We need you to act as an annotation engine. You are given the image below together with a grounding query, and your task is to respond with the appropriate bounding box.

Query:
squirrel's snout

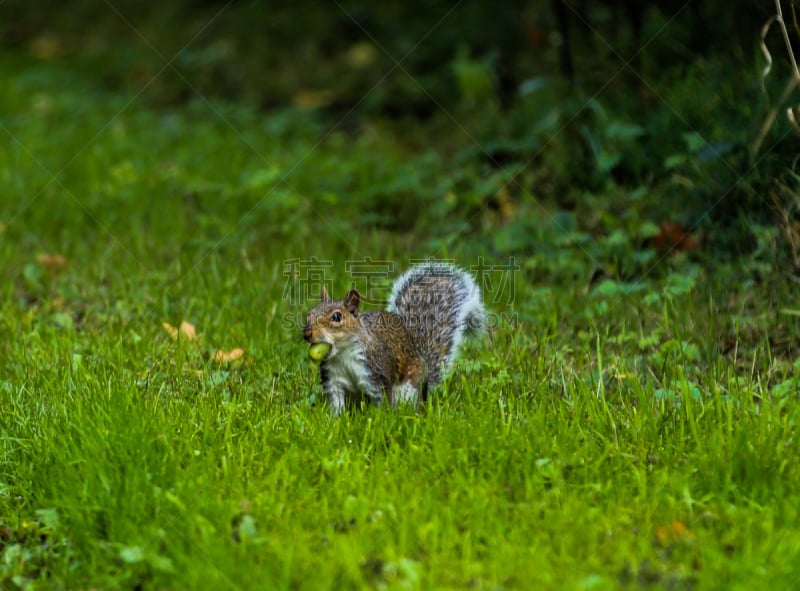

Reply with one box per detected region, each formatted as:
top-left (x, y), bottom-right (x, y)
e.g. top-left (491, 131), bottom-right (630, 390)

top-left (303, 323), bottom-right (312, 342)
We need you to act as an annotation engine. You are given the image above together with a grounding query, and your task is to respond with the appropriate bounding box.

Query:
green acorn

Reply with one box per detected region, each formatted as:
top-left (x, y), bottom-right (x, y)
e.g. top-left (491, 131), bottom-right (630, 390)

top-left (308, 342), bottom-right (331, 362)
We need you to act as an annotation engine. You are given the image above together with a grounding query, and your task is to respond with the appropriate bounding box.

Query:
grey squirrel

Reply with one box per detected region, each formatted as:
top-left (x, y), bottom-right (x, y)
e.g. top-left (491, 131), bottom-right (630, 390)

top-left (303, 262), bottom-right (486, 414)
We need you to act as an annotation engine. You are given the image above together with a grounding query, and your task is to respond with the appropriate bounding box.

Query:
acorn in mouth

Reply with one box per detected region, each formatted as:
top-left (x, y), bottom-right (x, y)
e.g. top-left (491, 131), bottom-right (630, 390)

top-left (308, 342), bottom-right (331, 362)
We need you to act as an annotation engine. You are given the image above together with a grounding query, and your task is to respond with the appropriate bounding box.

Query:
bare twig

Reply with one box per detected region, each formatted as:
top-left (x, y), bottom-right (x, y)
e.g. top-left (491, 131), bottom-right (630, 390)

top-left (751, 0), bottom-right (800, 159)
top-left (777, 0), bottom-right (800, 80)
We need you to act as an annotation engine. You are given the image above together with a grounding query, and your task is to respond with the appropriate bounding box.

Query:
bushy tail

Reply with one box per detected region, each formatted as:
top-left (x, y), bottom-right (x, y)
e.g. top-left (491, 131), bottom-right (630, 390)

top-left (387, 262), bottom-right (485, 389)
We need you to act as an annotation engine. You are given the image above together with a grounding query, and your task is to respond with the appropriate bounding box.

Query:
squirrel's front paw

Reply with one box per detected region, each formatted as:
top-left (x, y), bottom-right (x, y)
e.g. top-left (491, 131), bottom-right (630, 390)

top-left (328, 391), bottom-right (346, 416)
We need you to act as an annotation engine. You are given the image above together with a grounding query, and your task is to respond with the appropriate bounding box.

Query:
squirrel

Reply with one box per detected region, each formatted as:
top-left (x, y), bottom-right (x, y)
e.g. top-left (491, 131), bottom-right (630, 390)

top-left (303, 262), bottom-right (486, 415)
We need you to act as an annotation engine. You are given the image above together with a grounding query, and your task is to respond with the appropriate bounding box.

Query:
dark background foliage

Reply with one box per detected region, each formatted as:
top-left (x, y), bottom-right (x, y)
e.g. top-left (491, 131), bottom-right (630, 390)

top-left (3, 0), bottom-right (798, 270)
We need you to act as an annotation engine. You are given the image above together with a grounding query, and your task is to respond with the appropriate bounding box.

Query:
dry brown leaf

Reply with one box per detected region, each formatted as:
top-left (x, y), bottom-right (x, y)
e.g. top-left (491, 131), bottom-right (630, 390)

top-left (162, 321), bottom-right (198, 341)
top-left (213, 348), bottom-right (245, 364)
top-left (650, 223), bottom-right (700, 253)
top-left (36, 253), bottom-right (68, 272)
top-left (293, 89), bottom-right (333, 109)
top-left (30, 35), bottom-right (64, 60)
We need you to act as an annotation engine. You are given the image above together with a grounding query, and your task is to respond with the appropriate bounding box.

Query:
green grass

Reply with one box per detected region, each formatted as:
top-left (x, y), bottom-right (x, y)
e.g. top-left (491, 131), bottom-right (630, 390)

top-left (2, 53), bottom-right (800, 591)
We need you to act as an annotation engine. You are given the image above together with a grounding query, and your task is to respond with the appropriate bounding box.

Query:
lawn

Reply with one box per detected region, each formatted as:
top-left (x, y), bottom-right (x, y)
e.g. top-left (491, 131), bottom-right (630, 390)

top-left (2, 23), bottom-right (800, 591)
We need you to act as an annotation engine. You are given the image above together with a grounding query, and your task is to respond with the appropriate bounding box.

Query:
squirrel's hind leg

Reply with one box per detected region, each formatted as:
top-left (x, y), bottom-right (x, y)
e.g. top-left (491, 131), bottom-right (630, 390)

top-left (391, 357), bottom-right (425, 408)
top-left (391, 381), bottom-right (419, 408)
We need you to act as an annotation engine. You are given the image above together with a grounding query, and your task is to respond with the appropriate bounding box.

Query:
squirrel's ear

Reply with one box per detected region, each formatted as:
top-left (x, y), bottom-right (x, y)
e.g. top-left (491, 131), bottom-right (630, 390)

top-left (344, 289), bottom-right (360, 315)
top-left (321, 285), bottom-right (331, 303)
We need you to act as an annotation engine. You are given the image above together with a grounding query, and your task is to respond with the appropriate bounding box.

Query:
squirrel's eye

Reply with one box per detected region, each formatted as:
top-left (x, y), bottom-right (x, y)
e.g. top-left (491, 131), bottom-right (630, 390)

top-left (331, 311), bottom-right (342, 322)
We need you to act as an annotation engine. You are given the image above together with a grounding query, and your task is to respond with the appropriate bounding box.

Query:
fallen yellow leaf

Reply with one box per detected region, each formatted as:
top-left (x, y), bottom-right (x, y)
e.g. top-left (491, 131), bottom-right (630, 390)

top-left (179, 321), bottom-right (197, 340)
top-left (213, 348), bottom-right (245, 364)
top-left (162, 321), bottom-right (198, 341)
top-left (162, 322), bottom-right (178, 339)
top-left (36, 253), bottom-right (68, 271)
